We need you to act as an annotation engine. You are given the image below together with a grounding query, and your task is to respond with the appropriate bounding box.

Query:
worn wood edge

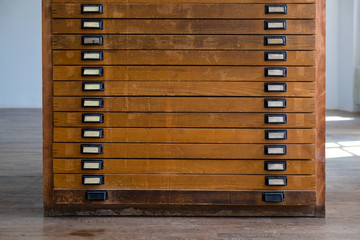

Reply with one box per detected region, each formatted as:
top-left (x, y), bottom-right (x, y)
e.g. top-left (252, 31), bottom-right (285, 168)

top-left (43, 0), bottom-right (54, 213)
top-left (315, 0), bottom-right (326, 218)
top-left (45, 205), bottom-right (316, 217)
top-left (53, 190), bottom-right (316, 206)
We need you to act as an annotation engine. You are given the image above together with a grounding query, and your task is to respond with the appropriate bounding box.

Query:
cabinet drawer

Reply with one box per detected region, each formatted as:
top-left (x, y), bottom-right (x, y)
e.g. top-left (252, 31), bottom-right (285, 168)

top-left (53, 66), bottom-right (316, 82)
top-left (54, 81), bottom-right (315, 97)
top-left (52, 19), bottom-right (315, 35)
top-left (53, 159), bottom-right (315, 175)
top-left (54, 128), bottom-right (315, 144)
top-left (53, 174), bottom-right (315, 190)
top-left (52, 0), bottom-right (316, 3)
top-left (54, 112), bottom-right (316, 128)
top-left (53, 189), bottom-right (316, 206)
top-left (53, 50), bottom-right (315, 66)
top-left (53, 97), bottom-right (315, 112)
top-left (52, 3), bottom-right (315, 19)
top-left (53, 143), bottom-right (315, 159)
top-left (53, 35), bottom-right (316, 51)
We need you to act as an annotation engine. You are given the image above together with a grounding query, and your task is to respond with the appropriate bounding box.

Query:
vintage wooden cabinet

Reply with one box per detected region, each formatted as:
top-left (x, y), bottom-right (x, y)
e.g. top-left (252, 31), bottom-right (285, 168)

top-left (43, 0), bottom-right (326, 217)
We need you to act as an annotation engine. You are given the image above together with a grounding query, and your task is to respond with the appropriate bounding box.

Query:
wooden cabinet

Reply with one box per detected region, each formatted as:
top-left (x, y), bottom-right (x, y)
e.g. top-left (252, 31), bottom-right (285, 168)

top-left (43, 0), bottom-right (325, 217)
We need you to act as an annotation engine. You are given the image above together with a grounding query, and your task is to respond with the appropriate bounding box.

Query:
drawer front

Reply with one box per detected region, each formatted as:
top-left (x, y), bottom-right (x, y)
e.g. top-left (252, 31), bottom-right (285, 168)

top-left (53, 189), bottom-right (316, 206)
top-left (53, 50), bottom-right (315, 66)
top-left (53, 97), bottom-right (315, 112)
top-left (54, 82), bottom-right (315, 97)
top-left (52, 19), bottom-right (315, 35)
top-left (54, 128), bottom-right (315, 144)
top-left (53, 143), bottom-right (315, 159)
top-left (52, 35), bottom-right (316, 50)
top-left (52, 3), bottom-right (315, 19)
top-left (52, 0), bottom-right (316, 3)
top-left (53, 66), bottom-right (316, 82)
top-left (54, 174), bottom-right (315, 190)
top-left (54, 112), bottom-right (316, 128)
top-left (53, 159), bottom-right (315, 175)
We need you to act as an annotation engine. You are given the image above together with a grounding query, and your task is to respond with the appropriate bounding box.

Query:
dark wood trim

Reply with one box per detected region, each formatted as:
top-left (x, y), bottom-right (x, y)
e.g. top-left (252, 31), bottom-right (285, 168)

top-left (315, 0), bottom-right (326, 217)
top-left (47, 205), bottom-right (316, 217)
top-left (54, 190), bottom-right (316, 206)
top-left (42, 0), bottom-right (54, 212)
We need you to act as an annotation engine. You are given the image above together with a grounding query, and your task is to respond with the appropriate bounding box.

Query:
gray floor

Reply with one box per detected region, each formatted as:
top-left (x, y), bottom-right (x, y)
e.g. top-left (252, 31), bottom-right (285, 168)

top-left (0, 109), bottom-right (359, 239)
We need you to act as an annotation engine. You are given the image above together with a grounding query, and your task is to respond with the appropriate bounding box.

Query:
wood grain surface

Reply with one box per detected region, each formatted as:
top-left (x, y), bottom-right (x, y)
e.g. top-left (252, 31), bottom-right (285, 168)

top-left (54, 174), bottom-right (316, 190)
top-left (53, 143), bottom-right (315, 159)
top-left (53, 159), bottom-right (315, 174)
top-left (54, 128), bottom-right (315, 143)
top-left (53, 50), bottom-right (315, 66)
top-left (53, 81), bottom-right (315, 97)
top-left (52, 3), bottom-right (316, 19)
top-left (53, 66), bottom-right (316, 82)
top-left (54, 112), bottom-right (316, 128)
top-left (52, 19), bottom-right (315, 35)
top-left (53, 190), bottom-right (317, 206)
top-left (52, 0), bottom-right (316, 3)
top-left (52, 35), bottom-right (316, 50)
top-left (53, 97), bottom-right (315, 112)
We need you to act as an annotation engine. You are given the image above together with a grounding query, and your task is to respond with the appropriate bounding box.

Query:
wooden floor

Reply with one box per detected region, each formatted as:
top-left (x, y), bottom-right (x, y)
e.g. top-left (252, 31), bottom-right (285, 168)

top-left (0, 109), bottom-right (359, 239)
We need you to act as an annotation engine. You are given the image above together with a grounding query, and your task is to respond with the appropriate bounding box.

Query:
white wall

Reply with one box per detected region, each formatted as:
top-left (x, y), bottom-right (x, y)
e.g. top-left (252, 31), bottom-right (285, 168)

top-left (0, 0), bottom-right (42, 108)
top-left (327, 0), bottom-right (360, 112)
top-left (326, 0), bottom-right (339, 109)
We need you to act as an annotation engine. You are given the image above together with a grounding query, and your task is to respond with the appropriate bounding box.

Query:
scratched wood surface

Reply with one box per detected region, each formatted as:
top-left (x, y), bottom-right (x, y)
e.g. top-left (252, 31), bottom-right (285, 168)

top-left (52, 3), bottom-right (316, 19)
top-left (53, 159), bottom-right (315, 174)
top-left (53, 174), bottom-right (316, 190)
top-left (52, 19), bottom-right (316, 34)
top-left (54, 112), bottom-right (316, 128)
top-left (53, 66), bottom-right (316, 82)
top-left (52, 35), bottom-right (316, 50)
top-left (53, 143), bottom-right (315, 159)
top-left (53, 97), bottom-right (315, 112)
top-left (53, 81), bottom-right (315, 97)
top-left (53, 128), bottom-right (315, 143)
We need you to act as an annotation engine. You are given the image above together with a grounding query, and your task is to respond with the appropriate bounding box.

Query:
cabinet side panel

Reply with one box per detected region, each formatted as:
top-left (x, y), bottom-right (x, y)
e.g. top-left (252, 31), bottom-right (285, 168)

top-left (315, 0), bottom-right (326, 217)
top-left (43, 0), bottom-right (54, 212)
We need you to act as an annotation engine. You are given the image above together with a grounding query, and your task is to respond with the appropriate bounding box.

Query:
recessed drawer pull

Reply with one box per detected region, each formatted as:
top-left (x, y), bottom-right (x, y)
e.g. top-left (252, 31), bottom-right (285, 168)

top-left (82, 36), bottom-right (104, 45)
top-left (265, 20), bottom-right (286, 30)
top-left (264, 36), bottom-right (286, 46)
top-left (86, 190), bottom-right (108, 201)
top-left (264, 99), bottom-right (286, 108)
top-left (81, 4), bottom-right (103, 14)
top-left (82, 98), bottom-right (104, 108)
top-left (82, 20), bottom-right (103, 29)
top-left (82, 113), bottom-right (104, 123)
top-left (265, 52), bottom-right (287, 61)
top-left (82, 82), bottom-right (104, 91)
top-left (265, 68), bottom-right (287, 77)
top-left (82, 128), bottom-right (104, 138)
top-left (262, 192), bottom-right (284, 202)
top-left (82, 175), bottom-right (104, 185)
top-left (265, 83), bottom-right (287, 92)
top-left (265, 5), bottom-right (287, 14)
top-left (265, 130), bottom-right (287, 140)
top-left (264, 161), bottom-right (287, 171)
top-left (81, 144), bottom-right (103, 154)
top-left (82, 67), bottom-right (104, 77)
top-left (264, 145), bottom-right (287, 155)
top-left (82, 160), bottom-right (104, 170)
top-left (82, 51), bottom-right (103, 61)
top-left (265, 176), bottom-right (287, 186)
top-left (265, 114), bottom-right (287, 124)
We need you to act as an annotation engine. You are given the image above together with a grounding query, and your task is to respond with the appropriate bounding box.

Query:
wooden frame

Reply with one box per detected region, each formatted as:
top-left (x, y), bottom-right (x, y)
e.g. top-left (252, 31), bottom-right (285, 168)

top-left (43, 0), bottom-right (326, 217)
